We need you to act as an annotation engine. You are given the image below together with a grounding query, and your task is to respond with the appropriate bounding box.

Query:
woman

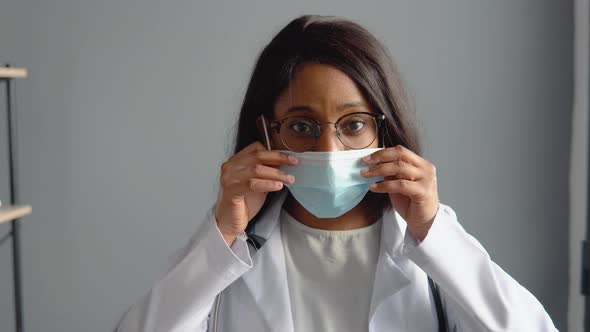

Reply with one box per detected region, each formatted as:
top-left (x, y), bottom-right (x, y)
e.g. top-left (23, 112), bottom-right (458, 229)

top-left (116, 15), bottom-right (557, 331)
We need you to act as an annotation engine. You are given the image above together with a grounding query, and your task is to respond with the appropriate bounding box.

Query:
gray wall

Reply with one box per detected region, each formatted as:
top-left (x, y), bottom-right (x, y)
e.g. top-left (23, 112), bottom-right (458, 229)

top-left (0, 0), bottom-right (572, 331)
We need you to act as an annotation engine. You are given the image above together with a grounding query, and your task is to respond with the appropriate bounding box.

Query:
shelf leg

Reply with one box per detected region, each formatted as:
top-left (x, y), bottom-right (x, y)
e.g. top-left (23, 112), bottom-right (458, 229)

top-left (5, 63), bottom-right (24, 332)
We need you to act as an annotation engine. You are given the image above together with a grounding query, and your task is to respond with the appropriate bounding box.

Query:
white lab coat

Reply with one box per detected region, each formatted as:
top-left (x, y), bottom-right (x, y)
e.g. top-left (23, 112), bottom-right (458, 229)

top-left (115, 191), bottom-right (557, 331)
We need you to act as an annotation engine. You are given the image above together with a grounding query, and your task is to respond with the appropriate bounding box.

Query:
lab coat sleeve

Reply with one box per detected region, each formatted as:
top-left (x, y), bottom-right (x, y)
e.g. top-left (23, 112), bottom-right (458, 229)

top-left (115, 207), bottom-right (253, 332)
top-left (401, 203), bottom-right (558, 331)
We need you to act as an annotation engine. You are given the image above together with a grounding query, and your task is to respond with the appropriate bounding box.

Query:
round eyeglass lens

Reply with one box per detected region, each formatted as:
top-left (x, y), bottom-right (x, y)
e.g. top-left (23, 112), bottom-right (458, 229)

top-left (336, 113), bottom-right (378, 149)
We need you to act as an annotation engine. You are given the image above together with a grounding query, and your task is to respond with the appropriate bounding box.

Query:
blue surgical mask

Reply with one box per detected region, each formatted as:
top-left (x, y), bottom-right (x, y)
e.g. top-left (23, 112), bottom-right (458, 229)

top-left (279, 148), bottom-right (384, 218)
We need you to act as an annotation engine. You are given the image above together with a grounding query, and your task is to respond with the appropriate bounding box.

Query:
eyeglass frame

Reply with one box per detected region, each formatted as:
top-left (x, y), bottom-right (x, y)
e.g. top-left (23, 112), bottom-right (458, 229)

top-left (260, 112), bottom-right (386, 152)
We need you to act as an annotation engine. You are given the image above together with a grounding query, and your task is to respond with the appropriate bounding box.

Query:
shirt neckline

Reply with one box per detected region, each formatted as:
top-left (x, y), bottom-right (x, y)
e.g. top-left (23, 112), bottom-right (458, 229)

top-left (280, 208), bottom-right (382, 239)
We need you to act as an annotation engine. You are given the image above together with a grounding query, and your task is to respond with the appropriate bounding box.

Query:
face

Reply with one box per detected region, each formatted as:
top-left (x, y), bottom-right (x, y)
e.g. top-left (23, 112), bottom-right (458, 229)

top-left (270, 63), bottom-right (380, 152)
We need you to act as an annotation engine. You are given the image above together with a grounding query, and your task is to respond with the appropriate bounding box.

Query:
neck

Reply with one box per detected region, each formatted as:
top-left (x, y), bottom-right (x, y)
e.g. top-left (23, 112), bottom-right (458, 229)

top-left (283, 193), bottom-right (381, 230)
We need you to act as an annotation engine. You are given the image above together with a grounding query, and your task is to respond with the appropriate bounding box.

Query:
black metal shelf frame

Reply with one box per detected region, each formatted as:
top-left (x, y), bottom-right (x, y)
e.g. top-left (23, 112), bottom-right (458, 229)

top-left (1, 63), bottom-right (25, 332)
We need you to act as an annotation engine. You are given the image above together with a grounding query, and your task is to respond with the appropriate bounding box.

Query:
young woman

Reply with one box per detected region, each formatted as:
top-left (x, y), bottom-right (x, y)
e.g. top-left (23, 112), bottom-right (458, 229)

top-left (116, 15), bottom-right (557, 331)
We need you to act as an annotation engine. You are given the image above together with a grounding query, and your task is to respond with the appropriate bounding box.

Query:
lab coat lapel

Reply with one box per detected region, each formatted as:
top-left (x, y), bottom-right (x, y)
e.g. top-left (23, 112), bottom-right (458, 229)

top-left (241, 192), bottom-right (294, 332)
top-left (369, 208), bottom-right (413, 325)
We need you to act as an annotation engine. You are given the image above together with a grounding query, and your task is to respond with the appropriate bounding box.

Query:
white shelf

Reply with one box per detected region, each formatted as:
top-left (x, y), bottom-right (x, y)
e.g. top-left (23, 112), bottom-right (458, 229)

top-left (0, 68), bottom-right (28, 78)
top-left (0, 205), bottom-right (32, 224)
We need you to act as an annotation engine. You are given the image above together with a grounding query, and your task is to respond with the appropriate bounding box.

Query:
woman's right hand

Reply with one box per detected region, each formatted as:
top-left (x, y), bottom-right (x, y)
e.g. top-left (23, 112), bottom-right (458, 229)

top-left (215, 141), bottom-right (298, 246)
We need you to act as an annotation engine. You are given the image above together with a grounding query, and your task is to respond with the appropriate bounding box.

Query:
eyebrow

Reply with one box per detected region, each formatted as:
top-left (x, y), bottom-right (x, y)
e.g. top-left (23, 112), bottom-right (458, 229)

top-left (286, 101), bottom-right (369, 114)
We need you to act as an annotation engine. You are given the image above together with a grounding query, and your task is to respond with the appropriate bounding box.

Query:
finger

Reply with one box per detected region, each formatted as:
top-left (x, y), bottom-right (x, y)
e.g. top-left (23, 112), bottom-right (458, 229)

top-left (246, 178), bottom-right (285, 192)
top-left (221, 172), bottom-right (286, 195)
top-left (237, 164), bottom-right (295, 184)
top-left (244, 149), bottom-right (299, 166)
top-left (369, 179), bottom-right (425, 198)
top-left (363, 145), bottom-right (426, 167)
top-left (361, 160), bottom-right (422, 181)
top-left (233, 141), bottom-right (266, 157)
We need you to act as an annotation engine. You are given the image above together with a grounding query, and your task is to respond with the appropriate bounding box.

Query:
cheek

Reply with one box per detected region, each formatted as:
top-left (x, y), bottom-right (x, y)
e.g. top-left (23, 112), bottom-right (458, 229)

top-left (269, 130), bottom-right (287, 150)
top-left (370, 136), bottom-right (380, 148)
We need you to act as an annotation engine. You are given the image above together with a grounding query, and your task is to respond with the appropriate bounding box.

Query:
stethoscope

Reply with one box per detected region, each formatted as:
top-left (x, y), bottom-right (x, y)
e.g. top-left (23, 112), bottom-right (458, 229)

top-left (211, 233), bottom-right (448, 332)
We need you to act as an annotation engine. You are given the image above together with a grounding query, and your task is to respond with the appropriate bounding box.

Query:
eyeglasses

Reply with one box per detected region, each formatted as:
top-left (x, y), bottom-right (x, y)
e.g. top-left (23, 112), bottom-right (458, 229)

top-left (261, 112), bottom-right (385, 152)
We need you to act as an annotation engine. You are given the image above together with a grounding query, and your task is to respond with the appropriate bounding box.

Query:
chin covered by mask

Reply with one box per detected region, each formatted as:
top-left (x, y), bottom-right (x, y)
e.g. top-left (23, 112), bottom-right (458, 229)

top-left (279, 148), bottom-right (384, 218)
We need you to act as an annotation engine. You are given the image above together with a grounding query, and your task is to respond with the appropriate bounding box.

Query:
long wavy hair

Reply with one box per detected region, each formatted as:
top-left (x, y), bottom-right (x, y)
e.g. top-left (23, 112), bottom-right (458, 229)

top-left (233, 15), bottom-right (422, 232)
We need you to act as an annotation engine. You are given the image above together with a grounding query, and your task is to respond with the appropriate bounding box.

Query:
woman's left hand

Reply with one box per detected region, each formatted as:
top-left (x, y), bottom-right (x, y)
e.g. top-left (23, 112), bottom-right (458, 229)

top-left (360, 145), bottom-right (439, 241)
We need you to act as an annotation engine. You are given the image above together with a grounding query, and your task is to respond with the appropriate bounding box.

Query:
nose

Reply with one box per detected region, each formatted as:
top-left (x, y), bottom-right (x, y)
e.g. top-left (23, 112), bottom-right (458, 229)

top-left (312, 125), bottom-right (344, 152)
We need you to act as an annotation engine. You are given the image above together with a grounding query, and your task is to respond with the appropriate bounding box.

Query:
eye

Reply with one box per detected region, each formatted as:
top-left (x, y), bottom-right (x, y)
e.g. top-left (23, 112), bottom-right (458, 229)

top-left (340, 119), bottom-right (366, 134)
top-left (349, 121), bottom-right (365, 131)
top-left (292, 122), bottom-right (310, 132)
top-left (286, 118), bottom-right (316, 136)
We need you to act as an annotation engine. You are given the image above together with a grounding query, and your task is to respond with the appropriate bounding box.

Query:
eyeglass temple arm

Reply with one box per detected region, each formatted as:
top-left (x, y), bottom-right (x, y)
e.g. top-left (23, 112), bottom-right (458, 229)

top-left (260, 114), bottom-right (272, 151)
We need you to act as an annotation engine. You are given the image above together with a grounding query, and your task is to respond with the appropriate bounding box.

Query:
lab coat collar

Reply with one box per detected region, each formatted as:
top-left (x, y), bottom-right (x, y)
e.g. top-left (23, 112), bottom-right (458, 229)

top-left (242, 190), bottom-right (294, 332)
top-left (368, 207), bottom-right (413, 327)
top-left (242, 191), bottom-right (413, 332)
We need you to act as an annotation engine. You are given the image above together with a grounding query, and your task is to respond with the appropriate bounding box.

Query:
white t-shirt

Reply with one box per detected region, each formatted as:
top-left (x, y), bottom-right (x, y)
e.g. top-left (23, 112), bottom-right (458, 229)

top-left (280, 208), bottom-right (382, 332)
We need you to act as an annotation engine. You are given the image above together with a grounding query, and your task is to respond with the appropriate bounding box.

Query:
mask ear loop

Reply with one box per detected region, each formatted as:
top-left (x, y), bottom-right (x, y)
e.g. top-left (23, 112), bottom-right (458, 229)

top-left (261, 114), bottom-right (272, 151)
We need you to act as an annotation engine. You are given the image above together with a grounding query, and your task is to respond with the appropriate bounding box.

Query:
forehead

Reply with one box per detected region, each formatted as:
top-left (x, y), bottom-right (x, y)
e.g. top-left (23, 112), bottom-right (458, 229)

top-left (274, 63), bottom-right (369, 110)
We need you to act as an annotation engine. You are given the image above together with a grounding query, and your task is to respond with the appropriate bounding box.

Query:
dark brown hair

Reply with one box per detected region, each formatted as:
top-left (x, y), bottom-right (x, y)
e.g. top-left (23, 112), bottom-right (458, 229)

top-left (234, 15), bottom-right (422, 232)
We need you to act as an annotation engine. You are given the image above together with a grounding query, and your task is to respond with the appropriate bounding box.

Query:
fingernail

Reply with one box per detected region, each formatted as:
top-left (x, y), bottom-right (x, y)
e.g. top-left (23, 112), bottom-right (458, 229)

top-left (288, 155), bottom-right (299, 164)
top-left (286, 175), bottom-right (295, 183)
top-left (369, 183), bottom-right (377, 189)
